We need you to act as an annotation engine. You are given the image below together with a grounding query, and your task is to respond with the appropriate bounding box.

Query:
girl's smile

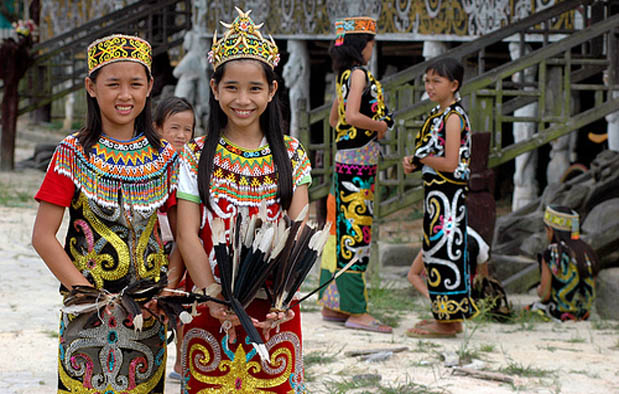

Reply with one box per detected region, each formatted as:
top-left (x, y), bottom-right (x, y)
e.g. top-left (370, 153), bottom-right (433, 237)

top-left (211, 60), bottom-right (277, 141)
top-left (85, 61), bottom-right (152, 139)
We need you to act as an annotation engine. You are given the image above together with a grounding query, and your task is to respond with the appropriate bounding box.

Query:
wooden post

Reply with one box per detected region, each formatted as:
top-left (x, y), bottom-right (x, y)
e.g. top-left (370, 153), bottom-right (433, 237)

top-left (0, 35), bottom-right (33, 171)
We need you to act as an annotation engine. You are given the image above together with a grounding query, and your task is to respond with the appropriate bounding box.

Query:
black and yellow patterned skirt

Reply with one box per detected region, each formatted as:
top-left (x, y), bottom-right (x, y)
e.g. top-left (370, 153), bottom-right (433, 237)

top-left (422, 172), bottom-right (478, 322)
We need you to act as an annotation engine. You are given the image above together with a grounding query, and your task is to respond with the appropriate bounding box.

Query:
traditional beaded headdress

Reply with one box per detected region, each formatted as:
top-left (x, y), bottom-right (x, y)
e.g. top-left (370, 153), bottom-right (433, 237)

top-left (334, 16), bottom-right (377, 46)
top-left (87, 34), bottom-right (152, 75)
top-left (208, 7), bottom-right (279, 70)
top-left (544, 206), bottom-right (580, 240)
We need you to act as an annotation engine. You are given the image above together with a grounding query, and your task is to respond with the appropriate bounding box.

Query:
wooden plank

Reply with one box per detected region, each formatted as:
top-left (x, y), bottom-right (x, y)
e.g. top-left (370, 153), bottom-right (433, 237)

top-left (379, 0), bottom-right (592, 89)
top-left (488, 97), bottom-right (619, 167)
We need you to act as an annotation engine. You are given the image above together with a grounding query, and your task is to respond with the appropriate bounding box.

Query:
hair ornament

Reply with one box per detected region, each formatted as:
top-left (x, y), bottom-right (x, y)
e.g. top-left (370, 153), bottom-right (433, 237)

top-left (87, 34), bottom-right (152, 75)
top-left (208, 7), bottom-right (279, 70)
top-left (334, 16), bottom-right (376, 46)
top-left (544, 206), bottom-right (580, 240)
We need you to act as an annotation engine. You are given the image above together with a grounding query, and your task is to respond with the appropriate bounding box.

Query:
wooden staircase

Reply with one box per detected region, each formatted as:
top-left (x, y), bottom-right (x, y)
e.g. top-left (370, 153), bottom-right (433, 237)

top-left (7, 0), bottom-right (191, 116)
top-left (298, 0), bottom-right (619, 219)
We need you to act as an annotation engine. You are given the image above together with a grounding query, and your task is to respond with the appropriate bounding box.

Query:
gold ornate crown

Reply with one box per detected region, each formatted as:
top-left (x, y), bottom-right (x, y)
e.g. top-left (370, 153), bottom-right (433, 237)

top-left (208, 7), bottom-right (279, 70)
top-left (87, 34), bottom-right (152, 75)
top-left (544, 206), bottom-right (580, 240)
top-left (334, 17), bottom-right (377, 46)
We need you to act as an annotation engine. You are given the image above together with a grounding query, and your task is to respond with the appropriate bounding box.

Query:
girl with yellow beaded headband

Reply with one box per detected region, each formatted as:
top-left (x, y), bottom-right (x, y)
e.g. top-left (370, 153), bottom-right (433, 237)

top-left (32, 33), bottom-right (180, 392)
top-left (173, 7), bottom-right (311, 393)
top-left (526, 205), bottom-right (600, 322)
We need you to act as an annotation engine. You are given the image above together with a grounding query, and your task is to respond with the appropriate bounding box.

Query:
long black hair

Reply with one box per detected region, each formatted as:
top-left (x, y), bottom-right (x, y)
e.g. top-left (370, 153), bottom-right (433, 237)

top-left (426, 57), bottom-right (464, 92)
top-left (77, 64), bottom-right (161, 155)
top-left (197, 59), bottom-right (293, 211)
top-left (329, 33), bottom-right (374, 75)
top-left (546, 205), bottom-right (600, 280)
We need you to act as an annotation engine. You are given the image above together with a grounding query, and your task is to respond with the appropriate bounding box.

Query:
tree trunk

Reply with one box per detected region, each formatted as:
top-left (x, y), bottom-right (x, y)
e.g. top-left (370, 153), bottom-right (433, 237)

top-left (1, 82), bottom-right (18, 171)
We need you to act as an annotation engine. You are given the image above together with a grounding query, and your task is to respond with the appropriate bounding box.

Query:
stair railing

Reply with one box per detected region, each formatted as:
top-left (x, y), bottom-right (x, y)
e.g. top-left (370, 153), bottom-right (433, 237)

top-left (7, 0), bottom-right (191, 116)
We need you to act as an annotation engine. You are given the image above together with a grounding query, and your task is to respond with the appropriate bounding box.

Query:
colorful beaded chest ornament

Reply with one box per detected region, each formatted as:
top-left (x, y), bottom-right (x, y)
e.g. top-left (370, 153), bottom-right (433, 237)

top-left (544, 206), bottom-right (580, 240)
top-left (87, 34), bottom-right (152, 75)
top-left (208, 7), bottom-right (280, 70)
top-left (334, 16), bottom-right (376, 46)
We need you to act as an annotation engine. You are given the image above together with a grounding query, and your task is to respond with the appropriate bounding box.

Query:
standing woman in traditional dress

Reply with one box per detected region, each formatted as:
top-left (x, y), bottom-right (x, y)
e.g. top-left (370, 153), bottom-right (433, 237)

top-left (402, 57), bottom-right (477, 337)
top-left (174, 8), bottom-right (312, 392)
top-left (317, 16), bottom-right (394, 333)
top-left (32, 34), bottom-right (179, 392)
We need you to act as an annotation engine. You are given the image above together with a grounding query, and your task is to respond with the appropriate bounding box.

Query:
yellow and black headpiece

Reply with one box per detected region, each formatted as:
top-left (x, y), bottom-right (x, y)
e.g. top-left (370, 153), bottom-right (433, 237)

top-left (87, 34), bottom-right (152, 75)
top-left (543, 206), bottom-right (580, 240)
top-left (208, 7), bottom-right (279, 70)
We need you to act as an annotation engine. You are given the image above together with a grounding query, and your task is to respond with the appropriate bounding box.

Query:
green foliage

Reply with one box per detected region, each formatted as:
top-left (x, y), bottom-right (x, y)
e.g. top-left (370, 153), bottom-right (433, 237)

top-left (457, 324), bottom-right (481, 365)
top-left (0, 181), bottom-right (32, 207)
top-left (41, 329), bottom-right (58, 339)
top-left (367, 283), bottom-right (420, 328)
top-left (590, 319), bottom-right (619, 331)
top-left (322, 375), bottom-right (446, 394)
top-left (479, 343), bottom-right (495, 353)
top-left (412, 339), bottom-right (442, 353)
top-left (303, 347), bottom-right (341, 369)
top-left (499, 361), bottom-right (554, 378)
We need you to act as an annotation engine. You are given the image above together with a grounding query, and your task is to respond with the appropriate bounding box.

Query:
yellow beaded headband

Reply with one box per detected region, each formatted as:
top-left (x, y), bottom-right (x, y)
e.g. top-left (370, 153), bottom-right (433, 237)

top-left (543, 206), bottom-right (580, 240)
top-left (334, 16), bottom-right (377, 46)
top-left (87, 34), bottom-right (152, 75)
top-left (208, 7), bottom-right (279, 70)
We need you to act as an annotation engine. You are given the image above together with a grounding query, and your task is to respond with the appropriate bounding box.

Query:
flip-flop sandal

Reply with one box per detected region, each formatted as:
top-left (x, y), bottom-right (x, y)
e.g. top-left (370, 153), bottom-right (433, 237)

top-left (405, 326), bottom-right (457, 338)
top-left (414, 319), bottom-right (433, 327)
top-left (322, 314), bottom-right (348, 323)
top-left (345, 319), bottom-right (393, 333)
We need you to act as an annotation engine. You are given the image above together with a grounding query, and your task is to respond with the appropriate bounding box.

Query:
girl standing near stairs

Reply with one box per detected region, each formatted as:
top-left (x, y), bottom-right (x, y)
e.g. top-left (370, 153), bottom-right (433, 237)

top-left (317, 16), bottom-right (394, 333)
top-left (402, 57), bottom-right (478, 337)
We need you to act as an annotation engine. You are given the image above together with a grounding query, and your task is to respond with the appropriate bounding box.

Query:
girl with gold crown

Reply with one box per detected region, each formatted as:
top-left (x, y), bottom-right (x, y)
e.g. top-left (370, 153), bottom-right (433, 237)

top-left (32, 34), bottom-right (180, 392)
top-left (174, 7), bottom-right (311, 393)
top-left (526, 205), bottom-right (600, 321)
top-left (317, 16), bottom-right (394, 333)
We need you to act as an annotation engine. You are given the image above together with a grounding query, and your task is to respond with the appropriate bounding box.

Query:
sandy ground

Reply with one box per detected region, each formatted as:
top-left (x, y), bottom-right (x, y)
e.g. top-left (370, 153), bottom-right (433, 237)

top-left (0, 123), bottom-right (618, 393)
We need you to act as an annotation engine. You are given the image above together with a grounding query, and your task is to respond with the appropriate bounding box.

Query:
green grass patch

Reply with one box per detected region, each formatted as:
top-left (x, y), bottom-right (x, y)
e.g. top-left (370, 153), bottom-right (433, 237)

top-left (41, 329), bottom-right (58, 339)
top-left (479, 344), bottom-right (495, 353)
top-left (499, 361), bottom-right (554, 378)
top-left (0, 181), bottom-right (32, 207)
top-left (322, 374), bottom-right (380, 393)
top-left (412, 339), bottom-right (442, 353)
top-left (303, 348), bottom-right (341, 369)
top-left (591, 320), bottom-right (619, 331)
top-left (565, 336), bottom-right (585, 344)
top-left (367, 283), bottom-right (419, 328)
top-left (457, 324), bottom-right (481, 365)
top-left (322, 374), bottom-right (446, 394)
top-left (570, 369), bottom-right (599, 379)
